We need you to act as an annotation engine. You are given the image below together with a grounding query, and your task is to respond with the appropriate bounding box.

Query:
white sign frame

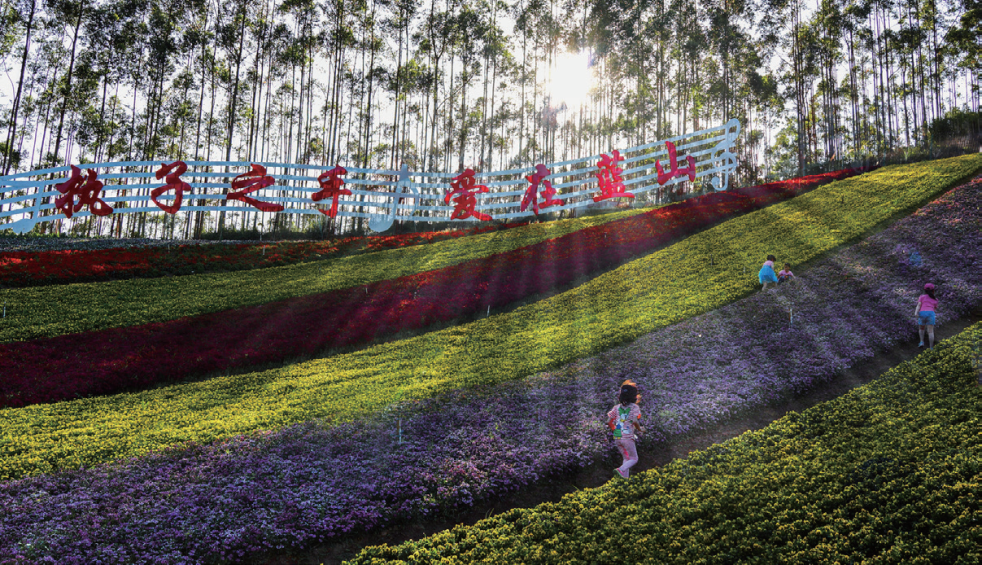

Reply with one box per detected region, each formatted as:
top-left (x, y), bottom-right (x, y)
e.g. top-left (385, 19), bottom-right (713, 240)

top-left (0, 120), bottom-right (740, 234)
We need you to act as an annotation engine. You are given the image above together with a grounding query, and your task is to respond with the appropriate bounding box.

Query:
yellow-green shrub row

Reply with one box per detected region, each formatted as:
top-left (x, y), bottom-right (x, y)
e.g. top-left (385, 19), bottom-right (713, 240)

top-left (0, 155), bottom-right (979, 481)
top-left (0, 208), bottom-right (649, 344)
top-left (348, 323), bottom-right (982, 564)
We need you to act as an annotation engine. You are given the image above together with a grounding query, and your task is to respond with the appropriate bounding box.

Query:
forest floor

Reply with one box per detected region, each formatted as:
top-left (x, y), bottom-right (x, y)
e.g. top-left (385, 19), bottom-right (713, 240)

top-left (256, 307), bottom-right (982, 565)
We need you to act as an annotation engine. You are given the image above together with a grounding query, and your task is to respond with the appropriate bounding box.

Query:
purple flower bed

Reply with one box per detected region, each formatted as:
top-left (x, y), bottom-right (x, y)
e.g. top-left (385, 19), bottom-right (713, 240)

top-left (1, 180), bottom-right (979, 564)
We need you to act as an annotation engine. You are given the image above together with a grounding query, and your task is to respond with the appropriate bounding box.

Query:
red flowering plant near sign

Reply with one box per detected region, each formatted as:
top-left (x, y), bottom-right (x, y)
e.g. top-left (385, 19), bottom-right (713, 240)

top-left (0, 222), bottom-right (534, 287)
top-left (446, 168), bottom-right (493, 221)
top-left (593, 150), bottom-right (634, 202)
top-left (521, 164), bottom-right (562, 215)
top-left (228, 164), bottom-right (283, 212)
top-left (312, 165), bottom-right (350, 218)
top-left (53, 165), bottom-right (114, 219)
top-left (151, 161), bottom-right (192, 214)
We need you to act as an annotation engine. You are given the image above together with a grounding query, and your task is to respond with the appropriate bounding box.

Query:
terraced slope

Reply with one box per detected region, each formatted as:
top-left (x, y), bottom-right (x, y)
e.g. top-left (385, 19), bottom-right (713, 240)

top-left (0, 193), bottom-right (764, 407)
top-left (0, 167), bottom-right (864, 343)
top-left (0, 156), bottom-right (976, 481)
top-left (349, 323), bottom-right (982, 564)
top-left (0, 208), bottom-right (649, 343)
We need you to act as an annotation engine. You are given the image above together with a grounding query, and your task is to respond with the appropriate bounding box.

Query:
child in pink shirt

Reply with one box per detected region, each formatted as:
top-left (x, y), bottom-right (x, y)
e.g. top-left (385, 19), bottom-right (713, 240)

top-left (914, 283), bottom-right (939, 349)
top-left (777, 263), bottom-right (795, 284)
top-left (607, 379), bottom-right (644, 478)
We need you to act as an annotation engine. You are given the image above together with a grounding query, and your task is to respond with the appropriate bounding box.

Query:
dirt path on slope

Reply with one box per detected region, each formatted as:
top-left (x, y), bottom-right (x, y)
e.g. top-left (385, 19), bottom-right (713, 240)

top-left (256, 309), bottom-right (982, 565)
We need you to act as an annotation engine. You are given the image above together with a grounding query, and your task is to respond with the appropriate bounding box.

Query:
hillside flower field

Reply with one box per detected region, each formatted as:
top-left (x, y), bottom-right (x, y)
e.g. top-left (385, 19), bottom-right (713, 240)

top-left (0, 168), bottom-right (859, 345)
top-left (0, 187), bottom-right (794, 408)
top-left (0, 207), bottom-right (649, 343)
top-left (0, 155), bottom-right (978, 483)
top-left (349, 323), bottom-right (982, 564)
top-left (0, 167), bottom-right (860, 290)
top-left (0, 220), bottom-right (539, 287)
top-left (0, 173), bottom-right (979, 562)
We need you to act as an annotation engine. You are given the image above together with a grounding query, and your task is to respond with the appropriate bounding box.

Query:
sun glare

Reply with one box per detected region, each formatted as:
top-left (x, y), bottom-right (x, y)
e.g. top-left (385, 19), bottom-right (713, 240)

top-left (546, 50), bottom-right (594, 111)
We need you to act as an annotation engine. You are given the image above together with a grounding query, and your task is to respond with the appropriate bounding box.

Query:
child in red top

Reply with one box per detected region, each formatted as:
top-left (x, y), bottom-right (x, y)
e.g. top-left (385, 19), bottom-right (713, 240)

top-left (914, 283), bottom-right (939, 349)
top-left (607, 379), bottom-right (644, 479)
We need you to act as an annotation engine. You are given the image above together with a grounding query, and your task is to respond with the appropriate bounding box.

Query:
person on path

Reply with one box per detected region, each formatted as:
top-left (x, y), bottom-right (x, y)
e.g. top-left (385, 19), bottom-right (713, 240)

top-left (759, 254), bottom-right (778, 290)
top-left (915, 283), bottom-right (939, 349)
top-left (607, 379), bottom-right (644, 479)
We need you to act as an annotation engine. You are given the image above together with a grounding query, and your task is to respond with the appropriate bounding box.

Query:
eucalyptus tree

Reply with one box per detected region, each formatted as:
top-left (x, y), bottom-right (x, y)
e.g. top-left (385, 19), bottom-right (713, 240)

top-left (79, 0), bottom-right (135, 163)
top-left (762, 0), bottom-right (814, 175)
top-left (450, 1), bottom-right (489, 169)
top-left (43, 0), bottom-right (93, 165)
top-left (946, 0), bottom-right (981, 111)
top-left (279, 0), bottom-right (321, 165)
top-left (216, 0), bottom-right (255, 164)
top-left (321, 0), bottom-right (357, 165)
top-left (2, 0), bottom-right (37, 175)
top-left (477, 0), bottom-right (509, 171)
top-left (669, 0), bottom-right (707, 134)
top-left (418, 0), bottom-right (457, 171)
top-left (514, 0), bottom-right (549, 165)
top-left (143, 0), bottom-right (200, 160)
top-left (214, 0), bottom-right (260, 234)
top-left (383, 0), bottom-right (418, 168)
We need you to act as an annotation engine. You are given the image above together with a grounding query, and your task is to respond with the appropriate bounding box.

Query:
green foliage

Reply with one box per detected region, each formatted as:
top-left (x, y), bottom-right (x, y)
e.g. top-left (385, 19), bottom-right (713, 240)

top-left (347, 323), bottom-right (982, 564)
top-left (929, 108), bottom-right (982, 142)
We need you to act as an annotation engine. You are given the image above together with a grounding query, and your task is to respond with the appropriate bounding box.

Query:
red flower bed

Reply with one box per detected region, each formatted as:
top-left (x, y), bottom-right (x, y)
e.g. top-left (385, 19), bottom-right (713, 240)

top-left (0, 223), bottom-right (528, 288)
top-left (0, 168), bottom-right (868, 408)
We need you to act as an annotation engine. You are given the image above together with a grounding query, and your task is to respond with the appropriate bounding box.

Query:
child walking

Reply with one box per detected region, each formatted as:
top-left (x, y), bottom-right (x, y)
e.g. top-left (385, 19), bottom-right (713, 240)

top-left (607, 379), bottom-right (644, 479)
top-left (915, 282), bottom-right (939, 349)
top-left (759, 254), bottom-right (779, 290)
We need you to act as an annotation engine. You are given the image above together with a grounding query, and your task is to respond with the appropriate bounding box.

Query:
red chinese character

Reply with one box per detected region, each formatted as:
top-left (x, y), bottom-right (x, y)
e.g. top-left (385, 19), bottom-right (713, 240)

top-left (593, 150), bottom-right (634, 202)
top-left (655, 141), bottom-right (696, 185)
top-left (521, 164), bottom-right (562, 215)
top-left (445, 168), bottom-right (492, 221)
top-left (312, 165), bottom-right (351, 218)
top-left (54, 165), bottom-right (113, 219)
top-left (227, 163), bottom-right (282, 212)
top-left (152, 161), bottom-right (192, 214)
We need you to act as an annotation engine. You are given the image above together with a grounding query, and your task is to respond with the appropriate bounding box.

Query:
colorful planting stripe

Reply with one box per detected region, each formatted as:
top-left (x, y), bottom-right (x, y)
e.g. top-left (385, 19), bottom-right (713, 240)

top-left (348, 323), bottom-right (982, 564)
top-left (0, 169), bottom-right (863, 290)
top-left (0, 155), bottom-right (976, 482)
top-left (0, 222), bottom-right (538, 288)
top-left (0, 207), bottom-right (650, 344)
top-left (1, 179), bottom-right (978, 563)
top-left (0, 192), bottom-right (757, 407)
top-left (0, 169), bottom-right (864, 408)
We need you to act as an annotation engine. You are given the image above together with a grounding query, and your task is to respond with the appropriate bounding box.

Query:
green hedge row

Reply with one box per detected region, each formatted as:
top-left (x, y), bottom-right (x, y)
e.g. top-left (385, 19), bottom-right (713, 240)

top-left (350, 323), bottom-right (982, 564)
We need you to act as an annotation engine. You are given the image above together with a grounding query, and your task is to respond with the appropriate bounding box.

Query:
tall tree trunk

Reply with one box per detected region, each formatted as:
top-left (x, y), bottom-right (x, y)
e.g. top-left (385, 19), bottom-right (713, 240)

top-left (2, 0), bottom-right (36, 175)
top-left (219, 9), bottom-right (248, 235)
top-left (53, 3), bottom-right (84, 164)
